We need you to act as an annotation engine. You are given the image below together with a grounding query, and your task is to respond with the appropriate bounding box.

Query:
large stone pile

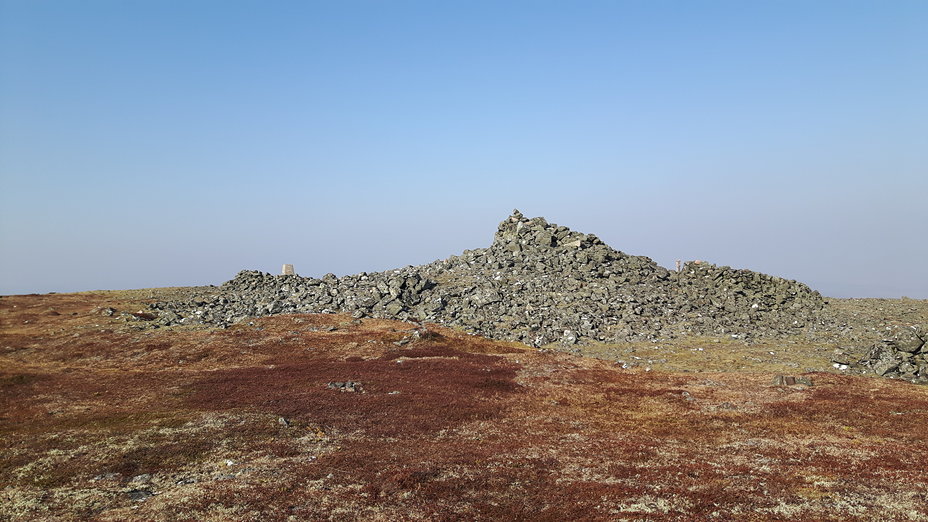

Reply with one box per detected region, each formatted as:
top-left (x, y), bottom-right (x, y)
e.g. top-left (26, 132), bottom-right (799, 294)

top-left (150, 210), bottom-right (826, 346)
top-left (833, 326), bottom-right (928, 384)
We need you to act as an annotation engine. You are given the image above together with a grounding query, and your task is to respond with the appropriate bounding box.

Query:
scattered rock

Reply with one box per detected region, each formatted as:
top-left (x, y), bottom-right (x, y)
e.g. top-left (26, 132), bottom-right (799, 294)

top-left (394, 327), bottom-right (438, 346)
top-left (130, 311), bottom-right (157, 321)
top-left (857, 326), bottom-right (928, 382)
top-left (772, 375), bottom-right (813, 386)
top-left (127, 489), bottom-right (153, 501)
top-left (327, 381), bottom-right (363, 393)
top-left (130, 473), bottom-right (152, 484)
top-left (831, 349), bottom-right (855, 365)
top-left (889, 327), bottom-right (926, 353)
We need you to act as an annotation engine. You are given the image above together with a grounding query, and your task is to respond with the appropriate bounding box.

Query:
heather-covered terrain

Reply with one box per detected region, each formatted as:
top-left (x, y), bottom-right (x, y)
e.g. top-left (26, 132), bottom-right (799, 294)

top-left (2, 290), bottom-right (928, 521)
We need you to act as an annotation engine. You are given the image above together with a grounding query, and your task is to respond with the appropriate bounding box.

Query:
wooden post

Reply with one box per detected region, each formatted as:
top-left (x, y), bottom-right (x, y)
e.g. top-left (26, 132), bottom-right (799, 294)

top-left (676, 260), bottom-right (681, 272)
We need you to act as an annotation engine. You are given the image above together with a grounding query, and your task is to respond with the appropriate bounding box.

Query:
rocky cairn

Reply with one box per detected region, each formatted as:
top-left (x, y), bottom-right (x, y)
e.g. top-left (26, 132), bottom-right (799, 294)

top-left (151, 210), bottom-right (826, 346)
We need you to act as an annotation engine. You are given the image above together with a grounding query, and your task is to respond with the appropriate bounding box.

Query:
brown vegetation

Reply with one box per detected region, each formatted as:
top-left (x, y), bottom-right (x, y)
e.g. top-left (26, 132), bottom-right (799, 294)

top-left (2, 290), bottom-right (927, 520)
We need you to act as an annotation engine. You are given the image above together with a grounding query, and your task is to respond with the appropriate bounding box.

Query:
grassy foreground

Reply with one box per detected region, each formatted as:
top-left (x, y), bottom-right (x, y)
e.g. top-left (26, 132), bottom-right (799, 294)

top-left (2, 289), bottom-right (927, 520)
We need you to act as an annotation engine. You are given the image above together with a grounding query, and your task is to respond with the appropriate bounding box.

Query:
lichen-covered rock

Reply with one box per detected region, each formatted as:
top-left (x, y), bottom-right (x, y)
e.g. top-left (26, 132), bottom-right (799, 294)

top-left (856, 326), bottom-right (928, 382)
top-left (888, 327), bottom-right (925, 353)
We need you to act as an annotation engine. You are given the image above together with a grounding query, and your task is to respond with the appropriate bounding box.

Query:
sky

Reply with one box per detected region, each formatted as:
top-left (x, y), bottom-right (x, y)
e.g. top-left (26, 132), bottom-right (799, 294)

top-left (1, 0), bottom-right (926, 298)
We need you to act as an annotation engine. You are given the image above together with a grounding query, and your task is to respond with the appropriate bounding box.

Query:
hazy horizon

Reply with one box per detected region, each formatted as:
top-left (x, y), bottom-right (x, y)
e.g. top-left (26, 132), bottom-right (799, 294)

top-left (2, 1), bottom-right (926, 298)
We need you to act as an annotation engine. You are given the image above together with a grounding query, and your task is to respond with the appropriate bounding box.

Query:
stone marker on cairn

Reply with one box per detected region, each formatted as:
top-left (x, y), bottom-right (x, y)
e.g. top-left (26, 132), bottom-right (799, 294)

top-left (281, 264), bottom-right (294, 276)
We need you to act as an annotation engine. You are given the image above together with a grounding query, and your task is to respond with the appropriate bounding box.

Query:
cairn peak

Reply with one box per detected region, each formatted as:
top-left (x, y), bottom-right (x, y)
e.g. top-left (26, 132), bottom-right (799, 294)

top-left (494, 210), bottom-right (607, 256)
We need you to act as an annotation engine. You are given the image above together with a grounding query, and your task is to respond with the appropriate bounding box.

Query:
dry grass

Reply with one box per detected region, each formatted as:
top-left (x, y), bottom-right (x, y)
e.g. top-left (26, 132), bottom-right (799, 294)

top-left (2, 290), bottom-right (927, 520)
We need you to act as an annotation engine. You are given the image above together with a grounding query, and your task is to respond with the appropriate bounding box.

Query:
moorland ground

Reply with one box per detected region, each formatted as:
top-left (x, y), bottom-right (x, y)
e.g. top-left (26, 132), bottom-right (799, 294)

top-left (2, 288), bottom-right (928, 521)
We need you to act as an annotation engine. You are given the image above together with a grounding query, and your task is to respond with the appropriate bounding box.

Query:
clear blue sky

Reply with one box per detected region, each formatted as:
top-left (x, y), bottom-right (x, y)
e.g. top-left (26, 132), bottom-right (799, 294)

top-left (1, 1), bottom-right (926, 298)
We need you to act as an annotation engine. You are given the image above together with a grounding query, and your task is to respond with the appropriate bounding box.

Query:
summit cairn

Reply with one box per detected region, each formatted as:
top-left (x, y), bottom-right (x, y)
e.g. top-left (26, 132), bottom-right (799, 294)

top-left (151, 210), bottom-right (825, 345)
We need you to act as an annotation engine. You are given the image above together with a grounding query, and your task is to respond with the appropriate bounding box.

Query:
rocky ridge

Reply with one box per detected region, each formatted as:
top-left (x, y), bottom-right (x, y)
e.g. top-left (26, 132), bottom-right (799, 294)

top-left (151, 210), bottom-right (827, 346)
